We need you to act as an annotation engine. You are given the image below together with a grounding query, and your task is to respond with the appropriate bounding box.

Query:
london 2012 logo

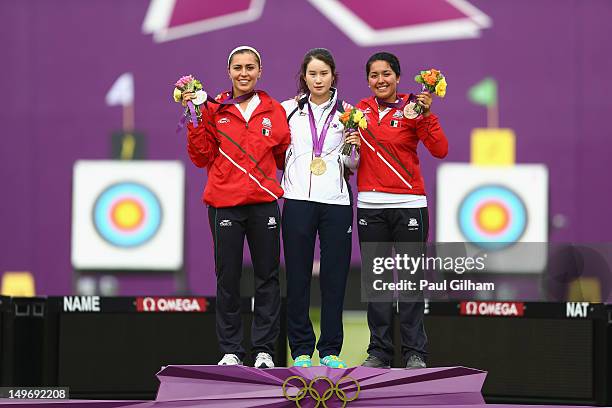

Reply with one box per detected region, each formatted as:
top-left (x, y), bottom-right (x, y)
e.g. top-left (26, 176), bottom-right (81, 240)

top-left (282, 375), bottom-right (360, 407)
top-left (143, 0), bottom-right (490, 45)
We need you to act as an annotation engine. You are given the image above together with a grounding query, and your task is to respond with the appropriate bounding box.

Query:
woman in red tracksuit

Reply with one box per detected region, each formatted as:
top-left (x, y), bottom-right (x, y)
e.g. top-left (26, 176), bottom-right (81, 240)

top-left (182, 46), bottom-right (290, 369)
top-left (356, 52), bottom-right (448, 369)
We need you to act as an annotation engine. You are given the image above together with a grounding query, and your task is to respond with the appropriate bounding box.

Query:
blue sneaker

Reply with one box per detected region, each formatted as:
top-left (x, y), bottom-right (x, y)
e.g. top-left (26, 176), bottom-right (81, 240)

top-left (293, 355), bottom-right (312, 367)
top-left (321, 355), bottom-right (347, 368)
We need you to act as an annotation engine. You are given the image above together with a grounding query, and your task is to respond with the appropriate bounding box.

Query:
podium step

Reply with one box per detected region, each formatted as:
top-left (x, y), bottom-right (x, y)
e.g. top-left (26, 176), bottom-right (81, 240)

top-left (155, 365), bottom-right (487, 407)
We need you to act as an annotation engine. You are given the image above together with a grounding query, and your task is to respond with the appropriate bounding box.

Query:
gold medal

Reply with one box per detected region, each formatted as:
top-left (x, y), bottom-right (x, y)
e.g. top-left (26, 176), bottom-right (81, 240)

top-left (310, 157), bottom-right (327, 175)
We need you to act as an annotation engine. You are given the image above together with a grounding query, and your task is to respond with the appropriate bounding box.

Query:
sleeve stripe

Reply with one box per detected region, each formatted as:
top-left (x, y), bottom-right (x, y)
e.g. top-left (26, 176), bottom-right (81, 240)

top-left (342, 101), bottom-right (354, 111)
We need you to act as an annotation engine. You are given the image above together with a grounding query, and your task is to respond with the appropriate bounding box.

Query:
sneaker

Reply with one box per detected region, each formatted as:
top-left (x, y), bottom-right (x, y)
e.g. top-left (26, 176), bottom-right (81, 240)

top-left (321, 355), bottom-right (347, 369)
top-left (218, 354), bottom-right (242, 366)
top-left (293, 355), bottom-right (312, 368)
top-left (405, 354), bottom-right (426, 369)
top-left (254, 352), bottom-right (275, 368)
top-left (361, 354), bottom-right (390, 368)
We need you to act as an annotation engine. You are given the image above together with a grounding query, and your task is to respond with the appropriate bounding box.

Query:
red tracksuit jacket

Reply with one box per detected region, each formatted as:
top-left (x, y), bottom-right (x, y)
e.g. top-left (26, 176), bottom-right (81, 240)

top-left (356, 94), bottom-right (448, 196)
top-left (186, 90), bottom-right (290, 208)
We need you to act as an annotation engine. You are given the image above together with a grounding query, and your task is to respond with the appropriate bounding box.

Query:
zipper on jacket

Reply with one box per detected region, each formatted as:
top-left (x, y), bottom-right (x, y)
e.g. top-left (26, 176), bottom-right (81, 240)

top-left (308, 173), bottom-right (313, 199)
top-left (308, 154), bottom-right (313, 199)
top-left (338, 156), bottom-right (343, 193)
top-left (284, 148), bottom-right (293, 185)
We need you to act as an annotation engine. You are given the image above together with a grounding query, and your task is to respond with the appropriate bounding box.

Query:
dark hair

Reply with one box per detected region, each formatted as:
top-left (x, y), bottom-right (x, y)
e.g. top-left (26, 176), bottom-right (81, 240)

top-left (229, 49), bottom-right (261, 68)
top-left (366, 52), bottom-right (401, 77)
top-left (298, 48), bottom-right (338, 95)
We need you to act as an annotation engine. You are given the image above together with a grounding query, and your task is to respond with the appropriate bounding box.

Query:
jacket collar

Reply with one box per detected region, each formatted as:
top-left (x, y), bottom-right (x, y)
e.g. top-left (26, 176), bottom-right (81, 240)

top-left (216, 90), bottom-right (274, 118)
top-left (363, 93), bottom-right (411, 112)
top-left (298, 87), bottom-right (338, 111)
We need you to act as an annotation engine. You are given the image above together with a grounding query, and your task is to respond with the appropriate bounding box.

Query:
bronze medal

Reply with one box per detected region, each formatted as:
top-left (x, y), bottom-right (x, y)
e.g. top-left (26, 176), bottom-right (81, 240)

top-left (403, 101), bottom-right (419, 119)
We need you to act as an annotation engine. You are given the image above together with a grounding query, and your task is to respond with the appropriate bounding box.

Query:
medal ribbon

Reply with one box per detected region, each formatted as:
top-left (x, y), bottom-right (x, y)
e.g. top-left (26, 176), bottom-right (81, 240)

top-left (406, 86), bottom-right (429, 116)
top-left (195, 90), bottom-right (256, 106)
top-left (176, 101), bottom-right (200, 133)
top-left (176, 91), bottom-right (256, 133)
top-left (375, 97), bottom-right (406, 110)
top-left (219, 90), bottom-right (256, 105)
top-left (307, 100), bottom-right (337, 157)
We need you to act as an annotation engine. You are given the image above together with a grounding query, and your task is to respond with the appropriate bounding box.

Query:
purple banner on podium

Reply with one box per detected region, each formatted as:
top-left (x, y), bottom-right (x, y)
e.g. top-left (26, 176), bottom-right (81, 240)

top-left (155, 365), bottom-right (487, 407)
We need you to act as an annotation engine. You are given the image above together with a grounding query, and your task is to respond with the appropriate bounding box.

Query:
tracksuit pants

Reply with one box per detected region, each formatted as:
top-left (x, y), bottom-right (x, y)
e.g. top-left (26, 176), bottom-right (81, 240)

top-left (282, 199), bottom-right (353, 359)
top-left (357, 207), bottom-right (429, 364)
top-left (208, 201), bottom-right (281, 360)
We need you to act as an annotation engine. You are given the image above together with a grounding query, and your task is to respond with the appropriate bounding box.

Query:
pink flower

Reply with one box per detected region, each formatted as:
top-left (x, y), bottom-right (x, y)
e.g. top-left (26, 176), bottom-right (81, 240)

top-left (174, 75), bottom-right (194, 88)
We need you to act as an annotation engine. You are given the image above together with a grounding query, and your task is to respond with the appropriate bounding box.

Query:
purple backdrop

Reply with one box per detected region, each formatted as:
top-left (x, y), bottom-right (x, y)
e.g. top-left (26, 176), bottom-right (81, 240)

top-left (1, 0), bottom-right (611, 295)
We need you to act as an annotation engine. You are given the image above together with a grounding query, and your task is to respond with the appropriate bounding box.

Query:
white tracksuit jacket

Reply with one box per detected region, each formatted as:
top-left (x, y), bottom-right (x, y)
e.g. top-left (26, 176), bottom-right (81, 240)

top-left (281, 91), bottom-right (359, 205)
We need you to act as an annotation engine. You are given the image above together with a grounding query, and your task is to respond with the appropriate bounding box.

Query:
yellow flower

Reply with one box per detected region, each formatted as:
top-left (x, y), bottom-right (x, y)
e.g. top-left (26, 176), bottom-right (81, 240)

top-left (352, 109), bottom-right (363, 122)
top-left (358, 117), bottom-right (368, 129)
top-left (173, 87), bottom-right (182, 103)
top-left (435, 77), bottom-right (447, 98)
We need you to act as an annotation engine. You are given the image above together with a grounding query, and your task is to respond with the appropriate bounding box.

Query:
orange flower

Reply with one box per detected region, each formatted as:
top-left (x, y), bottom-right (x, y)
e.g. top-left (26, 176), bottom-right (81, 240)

top-left (423, 72), bottom-right (437, 86)
top-left (339, 110), bottom-right (351, 124)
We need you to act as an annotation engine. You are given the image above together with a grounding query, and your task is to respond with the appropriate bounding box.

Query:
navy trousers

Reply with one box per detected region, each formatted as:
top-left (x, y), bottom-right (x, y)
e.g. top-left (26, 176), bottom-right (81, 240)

top-left (282, 199), bottom-right (353, 359)
top-left (208, 202), bottom-right (281, 360)
top-left (357, 207), bottom-right (429, 364)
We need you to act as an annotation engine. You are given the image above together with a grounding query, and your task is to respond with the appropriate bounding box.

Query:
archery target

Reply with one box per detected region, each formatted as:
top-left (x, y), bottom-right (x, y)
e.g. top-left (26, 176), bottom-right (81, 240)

top-left (71, 161), bottom-right (184, 270)
top-left (93, 182), bottom-right (162, 248)
top-left (458, 185), bottom-right (527, 249)
top-left (436, 163), bottom-right (548, 273)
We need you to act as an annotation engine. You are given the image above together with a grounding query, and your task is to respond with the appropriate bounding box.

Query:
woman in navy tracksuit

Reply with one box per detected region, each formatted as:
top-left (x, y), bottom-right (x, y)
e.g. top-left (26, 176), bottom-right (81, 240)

top-left (281, 48), bottom-right (360, 368)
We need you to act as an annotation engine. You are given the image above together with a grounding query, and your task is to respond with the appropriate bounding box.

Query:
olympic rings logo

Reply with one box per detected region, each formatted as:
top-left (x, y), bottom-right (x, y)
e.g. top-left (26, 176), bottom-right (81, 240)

top-left (282, 375), bottom-right (360, 408)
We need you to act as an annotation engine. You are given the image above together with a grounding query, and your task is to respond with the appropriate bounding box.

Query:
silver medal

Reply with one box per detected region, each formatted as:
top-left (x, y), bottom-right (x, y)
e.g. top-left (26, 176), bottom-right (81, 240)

top-left (192, 90), bottom-right (208, 106)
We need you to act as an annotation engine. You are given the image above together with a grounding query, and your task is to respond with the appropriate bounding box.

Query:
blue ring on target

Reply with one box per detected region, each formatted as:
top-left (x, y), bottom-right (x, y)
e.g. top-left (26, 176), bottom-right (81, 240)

top-left (458, 185), bottom-right (527, 250)
top-left (93, 182), bottom-right (162, 248)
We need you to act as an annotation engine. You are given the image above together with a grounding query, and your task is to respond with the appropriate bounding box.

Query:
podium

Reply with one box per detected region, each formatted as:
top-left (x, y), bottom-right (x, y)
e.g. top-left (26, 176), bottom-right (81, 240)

top-left (155, 365), bottom-right (487, 407)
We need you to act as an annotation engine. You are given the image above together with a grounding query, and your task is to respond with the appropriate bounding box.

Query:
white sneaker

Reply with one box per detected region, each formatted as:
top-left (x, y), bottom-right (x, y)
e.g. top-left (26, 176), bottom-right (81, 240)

top-left (254, 352), bottom-right (274, 368)
top-left (218, 354), bottom-right (242, 366)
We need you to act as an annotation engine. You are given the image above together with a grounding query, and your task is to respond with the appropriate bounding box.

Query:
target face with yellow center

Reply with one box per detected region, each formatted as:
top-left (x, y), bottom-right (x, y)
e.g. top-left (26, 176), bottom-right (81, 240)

top-left (93, 182), bottom-right (162, 248)
top-left (458, 185), bottom-right (527, 249)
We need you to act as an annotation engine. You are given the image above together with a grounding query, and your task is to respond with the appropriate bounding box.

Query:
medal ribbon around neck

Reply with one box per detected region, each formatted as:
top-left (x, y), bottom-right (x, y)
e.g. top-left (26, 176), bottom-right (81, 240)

top-left (194, 90), bottom-right (257, 107)
top-left (220, 90), bottom-right (256, 105)
top-left (175, 91), bottom-right (256, 133)
top-left (375, 96), bottom-right (406, 110)
top-left (307, 99), bottom-right (337, 158)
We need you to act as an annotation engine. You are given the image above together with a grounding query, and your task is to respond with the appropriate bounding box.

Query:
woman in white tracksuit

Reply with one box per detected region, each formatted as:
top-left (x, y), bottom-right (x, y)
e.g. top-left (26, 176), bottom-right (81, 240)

top-left (281, 48), bottom-right (360, 368)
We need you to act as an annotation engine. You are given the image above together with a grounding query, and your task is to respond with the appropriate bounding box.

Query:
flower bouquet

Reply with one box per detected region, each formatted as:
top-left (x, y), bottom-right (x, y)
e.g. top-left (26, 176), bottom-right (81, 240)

top-left (173, 75), bottom-right (207, 128)
top-left (339, 108), bottom-right (367, 155)
top-left (404, 69), bottom-right (447, 119)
